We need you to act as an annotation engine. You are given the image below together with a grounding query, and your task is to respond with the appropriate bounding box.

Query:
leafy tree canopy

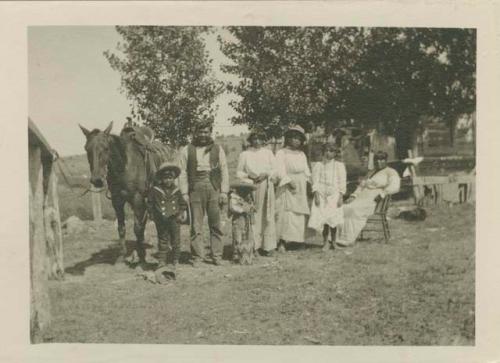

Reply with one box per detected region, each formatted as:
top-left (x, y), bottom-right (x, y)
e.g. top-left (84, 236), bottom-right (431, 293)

top-left (219, 27), bottom-right (475, 154)
top-left (105, 26), bottom-right (224, 146)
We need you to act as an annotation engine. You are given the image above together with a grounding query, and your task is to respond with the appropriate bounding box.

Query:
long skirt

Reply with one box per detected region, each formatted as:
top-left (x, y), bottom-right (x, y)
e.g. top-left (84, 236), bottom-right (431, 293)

top-left (276, 210), bottom-right (308, 243)
top-left (335, 191), bottom-right (377, 246)
top-left (253, 179), bottom-right (277, 251)
top-left (275, 173), bottom-right (310, 243)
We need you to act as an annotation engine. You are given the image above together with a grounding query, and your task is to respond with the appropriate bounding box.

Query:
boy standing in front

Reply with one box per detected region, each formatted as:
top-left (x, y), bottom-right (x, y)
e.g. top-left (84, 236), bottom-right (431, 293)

top-left (147, 162), bottom-right (188, 274)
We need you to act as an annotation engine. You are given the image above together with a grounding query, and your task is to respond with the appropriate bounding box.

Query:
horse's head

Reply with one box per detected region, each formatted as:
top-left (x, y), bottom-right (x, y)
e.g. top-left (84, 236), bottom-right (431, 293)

top-left (79, 121), bottom-right (113, 189)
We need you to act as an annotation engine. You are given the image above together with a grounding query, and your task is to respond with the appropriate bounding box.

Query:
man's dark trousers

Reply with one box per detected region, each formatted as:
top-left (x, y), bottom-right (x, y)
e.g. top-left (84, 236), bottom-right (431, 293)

top-left (189, 179), bottom-right (223, 261)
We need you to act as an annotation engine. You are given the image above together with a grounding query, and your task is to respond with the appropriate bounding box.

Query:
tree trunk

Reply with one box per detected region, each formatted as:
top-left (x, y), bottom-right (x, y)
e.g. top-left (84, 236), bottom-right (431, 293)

top-left (395, 118), bottom-right (419, 160)
top-left (447, 115), bottom-right (457, 152)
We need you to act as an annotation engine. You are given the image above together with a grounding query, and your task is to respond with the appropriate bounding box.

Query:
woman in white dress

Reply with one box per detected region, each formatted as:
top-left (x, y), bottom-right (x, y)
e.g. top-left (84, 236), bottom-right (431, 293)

top-left (236, 130), bottom-right (278, 256)
top-left (308, 143), bottom-right (347, 251)
top-left (336, 151), bottom-right (400, 247)
top-left (275, 125), bottom-right (311, 251)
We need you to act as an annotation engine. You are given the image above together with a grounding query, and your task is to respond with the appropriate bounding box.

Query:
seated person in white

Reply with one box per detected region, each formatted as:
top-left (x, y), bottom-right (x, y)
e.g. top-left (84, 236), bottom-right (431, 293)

top-left (336, 151), bottom-right (400, 247)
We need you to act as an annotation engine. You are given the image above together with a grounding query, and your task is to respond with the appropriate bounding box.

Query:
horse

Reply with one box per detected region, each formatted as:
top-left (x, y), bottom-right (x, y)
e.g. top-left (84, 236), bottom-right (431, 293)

top-left (79, 121), bottom-right (177, 263)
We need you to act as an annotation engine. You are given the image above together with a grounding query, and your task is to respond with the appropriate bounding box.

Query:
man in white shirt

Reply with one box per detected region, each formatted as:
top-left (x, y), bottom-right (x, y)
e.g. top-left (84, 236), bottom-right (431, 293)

top-left (178, 121), bottom-right (229, 266)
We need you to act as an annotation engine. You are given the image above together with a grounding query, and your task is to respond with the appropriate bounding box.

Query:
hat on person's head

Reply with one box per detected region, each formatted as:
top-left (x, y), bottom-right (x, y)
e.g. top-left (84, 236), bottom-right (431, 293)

top-left (230, 181), bottom-right (257, 192)
top-left (284, 125), bottom-right (306, 141)
top-left (247, 129), bottom-right (267, 143)
top-left (193, 120), bottom-right (214, 133)
top-left (156, 162), bottom-right (181, 178)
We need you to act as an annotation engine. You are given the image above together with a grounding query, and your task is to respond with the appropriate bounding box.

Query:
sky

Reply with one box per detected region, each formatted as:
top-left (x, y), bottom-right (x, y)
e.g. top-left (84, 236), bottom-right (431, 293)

top-left (28, 26), bottom-right (246, 156)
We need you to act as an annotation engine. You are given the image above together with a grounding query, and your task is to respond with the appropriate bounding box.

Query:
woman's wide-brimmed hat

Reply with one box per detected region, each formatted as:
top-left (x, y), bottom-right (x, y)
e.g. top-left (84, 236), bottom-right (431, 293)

top-left (156, 162), bottom-right (181, 178)
top-left (284, 125), bottom-right (306, 141)
top-left (230, 181), bottom-right (257, 192)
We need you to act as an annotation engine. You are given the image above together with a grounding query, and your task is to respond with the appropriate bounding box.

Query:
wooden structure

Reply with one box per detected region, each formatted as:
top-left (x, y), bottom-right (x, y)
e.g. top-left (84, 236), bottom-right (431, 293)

top-left (29, 118), bottom-right (64, 343)
top-left (91, 185), bottom-right (103, 221)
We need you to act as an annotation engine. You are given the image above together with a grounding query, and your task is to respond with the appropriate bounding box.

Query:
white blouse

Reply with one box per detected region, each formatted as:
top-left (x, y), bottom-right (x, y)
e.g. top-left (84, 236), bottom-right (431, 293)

top-left (236, 147), bottom-right (277, 183)
top-left (275, 148), bottom-right (311, 186)
top-left (311, 160), bottom-right (347, 197)
top-left (353, 166), bottom-right (401, 198)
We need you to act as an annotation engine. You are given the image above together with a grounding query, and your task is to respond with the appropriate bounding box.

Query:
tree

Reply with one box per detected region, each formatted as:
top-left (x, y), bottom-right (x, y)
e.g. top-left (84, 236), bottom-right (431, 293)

top-left (105, 26), bottom-right (224, 146)
top-left (219, 27), bottom-right (364, 136)
top-left (219, 27), bottom-right (475, 157)
top-left (351, 28), bottom-right (476, 156)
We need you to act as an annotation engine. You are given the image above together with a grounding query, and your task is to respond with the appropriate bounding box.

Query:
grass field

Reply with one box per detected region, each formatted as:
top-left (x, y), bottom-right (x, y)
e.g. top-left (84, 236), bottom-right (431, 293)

top-left (51, 135), bottom-right (474, 345)
top-left (45, 202), bottom-right (475, 345)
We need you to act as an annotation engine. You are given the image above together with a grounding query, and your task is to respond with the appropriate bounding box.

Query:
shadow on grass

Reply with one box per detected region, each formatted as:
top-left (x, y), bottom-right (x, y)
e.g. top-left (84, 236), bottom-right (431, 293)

top-left (65, 240), bottom-right (154, 275)
top-left (285, 241), bottom-right (323, 251)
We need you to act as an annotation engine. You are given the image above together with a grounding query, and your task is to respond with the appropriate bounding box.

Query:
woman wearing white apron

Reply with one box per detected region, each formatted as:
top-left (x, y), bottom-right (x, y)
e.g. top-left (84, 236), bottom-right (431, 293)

top-left (236, 130), bottom-right (278, 256)
top-left (275, 125), bottom-right (311, 251)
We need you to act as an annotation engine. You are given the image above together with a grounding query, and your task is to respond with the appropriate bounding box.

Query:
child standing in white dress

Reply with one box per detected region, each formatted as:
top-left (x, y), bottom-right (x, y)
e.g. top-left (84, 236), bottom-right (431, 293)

top-left (308, 143), bottom-right (347, 251)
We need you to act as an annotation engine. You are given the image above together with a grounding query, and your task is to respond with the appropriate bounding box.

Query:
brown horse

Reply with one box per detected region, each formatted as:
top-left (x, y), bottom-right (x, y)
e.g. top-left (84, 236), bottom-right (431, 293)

top-left (79, 121), bottom-right (176, 263)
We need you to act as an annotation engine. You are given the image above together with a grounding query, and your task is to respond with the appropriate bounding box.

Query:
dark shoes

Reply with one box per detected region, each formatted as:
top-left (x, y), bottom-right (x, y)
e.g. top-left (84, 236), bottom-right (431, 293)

top-left (265, 250), bottom-right (275, 257)
top-left (190, 257), bottom-right (229, 267)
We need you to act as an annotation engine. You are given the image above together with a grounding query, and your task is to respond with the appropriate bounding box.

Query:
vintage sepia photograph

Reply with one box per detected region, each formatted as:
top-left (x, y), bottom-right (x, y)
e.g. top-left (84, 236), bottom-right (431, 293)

top-left (29, 24), bottom-right (476, 346)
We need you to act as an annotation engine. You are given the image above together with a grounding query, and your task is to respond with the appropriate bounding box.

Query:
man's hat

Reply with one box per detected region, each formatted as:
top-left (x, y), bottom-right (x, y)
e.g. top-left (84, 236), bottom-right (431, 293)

top-left (230, 181), bottom-right (257, 192)
top-left (156, 162), bottom-right (181, 178)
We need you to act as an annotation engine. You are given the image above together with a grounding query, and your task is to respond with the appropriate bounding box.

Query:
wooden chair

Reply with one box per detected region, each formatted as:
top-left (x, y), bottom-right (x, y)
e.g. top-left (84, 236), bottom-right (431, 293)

top-left (359, 195), bottom-right (392, 243)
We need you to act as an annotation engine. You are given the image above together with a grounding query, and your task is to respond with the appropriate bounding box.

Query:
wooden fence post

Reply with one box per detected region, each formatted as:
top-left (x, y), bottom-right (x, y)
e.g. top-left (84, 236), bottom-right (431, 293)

top-left (30, 147), bottom-right (51, 343)
top-left (44, 168), bottom-right (64, 279)
top-left (91, 186), bottom-right (103, 222)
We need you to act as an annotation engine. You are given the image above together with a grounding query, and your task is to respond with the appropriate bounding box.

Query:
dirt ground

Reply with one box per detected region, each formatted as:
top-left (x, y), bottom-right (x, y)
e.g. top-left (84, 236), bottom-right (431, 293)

top-left (45, 202), bottom-right (475, 345)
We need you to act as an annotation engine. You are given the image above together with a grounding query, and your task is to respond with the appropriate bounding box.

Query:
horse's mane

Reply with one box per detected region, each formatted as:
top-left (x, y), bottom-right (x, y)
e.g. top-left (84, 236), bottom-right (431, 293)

top-left (107, 134), bottom-right (127, 176)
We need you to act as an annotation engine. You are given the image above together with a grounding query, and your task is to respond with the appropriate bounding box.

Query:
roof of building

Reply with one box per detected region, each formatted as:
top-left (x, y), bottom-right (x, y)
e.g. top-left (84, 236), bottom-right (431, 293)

top-left (28, 117), bottom-right (55, 160)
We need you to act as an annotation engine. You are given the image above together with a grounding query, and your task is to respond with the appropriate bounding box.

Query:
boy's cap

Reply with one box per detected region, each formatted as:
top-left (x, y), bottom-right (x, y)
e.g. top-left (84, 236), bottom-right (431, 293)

top-left (156, 162), bottom-right (181, 178)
